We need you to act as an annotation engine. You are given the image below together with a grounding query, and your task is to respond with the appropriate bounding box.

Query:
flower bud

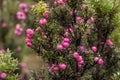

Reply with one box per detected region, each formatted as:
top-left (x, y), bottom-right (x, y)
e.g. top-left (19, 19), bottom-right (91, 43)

top-left (92, 46), bottom-right (97, 52)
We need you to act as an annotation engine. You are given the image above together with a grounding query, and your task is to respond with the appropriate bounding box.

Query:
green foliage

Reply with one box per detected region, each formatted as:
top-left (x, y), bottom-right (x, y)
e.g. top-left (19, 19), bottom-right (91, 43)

top-left (0, 49), bottom-right (20, 80)
top-left (28, 0), bottom-right (120, 80)
top-left (31, 1), bottom-right (47, 15)
top-left (0, 49), bottom-right (18, 72)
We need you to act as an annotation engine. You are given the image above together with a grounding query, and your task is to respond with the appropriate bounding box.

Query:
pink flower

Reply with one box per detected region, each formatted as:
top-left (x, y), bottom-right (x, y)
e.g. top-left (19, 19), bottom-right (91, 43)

top-left (92, 46), bottom-right (97, 52)
top-left (39, 18), bottom-right (47, 25)
top-left (19, 62), bottom-right (26, 68)
top-left (78, 60), bottom-right (84, 64)
top-left (79, 46), bottom-right (85, 52)
top-left (63, 38), bottom-right (70, 43)
top-left (24, 8), bottom-right (29, 13)
top-left (14, 24), bottom-right (23, 36)
top-left (35, 27), bottom-right (41, 32)
top-left (76, 56), bottom-right (83, 62)
top-left (19, 3), bottom-right (29, 13)
top-left (98, 58), bottom-right (104, 66)
top-left (57, 44), bottom-right (63, 50)
top-left (26, 29), bottom-right (34, 35)
top-left (16, 11), bottom-right (26, 21)
top-left (62, 42), bottom-right (70, 48)
top-left (2, 23), bottom-right (7, 28)
top-left (58, 63), bottom-right (67, 70)
top-left (69, 27), bottom-right (73, 32)
top-left (94, 57), bottom-right (99, 62)
top-left (69, 11), bottom-right (73, 16)
top-left (62, 0), bottom-right (68, 3)
top-left (89, 17), bottom-right (94, 23)
top-left (76, 16), bottom-right (81, 24)
top-left (26, 29), bottom-right (34, 39)
top-left (106, 39), bottom-right (113, 46)
top-left (52, 66), bottom-right (59, 72)
top-left (43, 11), bottom-right (50, 18)
top-left (81, 4), bottom-right (87, 9)
top-left (25, 38), bottom-right (31, 44)
top-left (26, 42), bottom-right (32, 47)
top-left (19, 3), bottom-right (27, 9)
top-left (0, 49), bottom-right (5, 54)
top-left (0, 73), bottom-right (7, 79)
top-left (54, 1), bottom-right (59, 6)
top-left (78, 64), bottom-right (82, 69)
top-left (64, 31), bottom-right (69, 37)
top-left (73, 52), bottom-right (79, 59)
top-left (58, 0), bottom-right (67, 4)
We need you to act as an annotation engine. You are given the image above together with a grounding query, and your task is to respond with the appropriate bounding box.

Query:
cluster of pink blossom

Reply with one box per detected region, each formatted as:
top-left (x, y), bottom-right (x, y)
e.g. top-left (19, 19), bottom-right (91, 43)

top-left (49, 63), bottom-right (67, 72)
top-left (25, 29), bottom-right (34, 47)
top-left (16, 3), bottom-right (29, 21)
top-left (39, 10), bottom-right (50, 25)
top-left (14, 24), bottom-right (23, 36)
top-left (19, 3), bottom-right (29, 13)
top-left (0, 73), bottom-right (7, 79)
top-left (73, 52), bottom-right (84, 69)
top-left (57, 37), bottom-right (70, 50)
top-left (94, 57), bottom-right (104, 67)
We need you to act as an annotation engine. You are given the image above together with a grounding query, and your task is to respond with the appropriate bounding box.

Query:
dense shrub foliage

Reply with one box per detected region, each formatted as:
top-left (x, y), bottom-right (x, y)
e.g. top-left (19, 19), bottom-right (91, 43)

top-left (0, 0), bottom-right (120, 80)
top-left (24, 0), bottom-right (120, 80)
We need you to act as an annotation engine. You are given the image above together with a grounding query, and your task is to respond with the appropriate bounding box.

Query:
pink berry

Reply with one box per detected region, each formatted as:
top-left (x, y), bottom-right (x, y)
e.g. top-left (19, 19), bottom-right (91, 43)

top-left (92, 46), bottom-right (97, 52)
top-left (0, 73), bottom-right (7, 79)
top-left (94, 57), bottom-right (99, 62)
top-left (73, 52), bottom-right (79, 59)
top-left (62, 42), bottom-right (70, 48)
top-left (58, 63), bottom-right (67, 70)
top-left (57, 44), bottom-right (63, 50)
top-left (39, 18), bottom-right (47, 25)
